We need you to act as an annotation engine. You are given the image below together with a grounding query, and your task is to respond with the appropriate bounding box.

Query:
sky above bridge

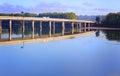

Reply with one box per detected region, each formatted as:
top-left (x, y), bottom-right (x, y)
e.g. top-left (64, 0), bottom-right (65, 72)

top-left (0, 0), bottom-right (119, 15)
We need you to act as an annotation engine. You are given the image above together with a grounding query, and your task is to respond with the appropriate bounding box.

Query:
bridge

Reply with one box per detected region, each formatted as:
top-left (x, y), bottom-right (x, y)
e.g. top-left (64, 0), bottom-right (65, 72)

top-left (0, 16), bottom-right (95, 41)
top-left (90, 27), bottom-right (120, 30)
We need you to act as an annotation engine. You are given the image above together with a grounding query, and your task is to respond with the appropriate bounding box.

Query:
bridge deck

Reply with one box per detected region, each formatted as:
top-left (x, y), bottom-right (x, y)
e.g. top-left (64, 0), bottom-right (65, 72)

top-left (0, 16), bottom-right (94, 23)
top-left (90, 27), bottom-right (120, 30)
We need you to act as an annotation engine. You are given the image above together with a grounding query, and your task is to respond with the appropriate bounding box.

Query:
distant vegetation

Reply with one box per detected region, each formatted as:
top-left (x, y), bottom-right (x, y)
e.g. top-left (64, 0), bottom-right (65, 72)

top-left (0, 12), bottom-right (77, 19)
top-left (38, 12), bottom-right (76, 19)
top-left (101, 12), bottom-right (120, 28)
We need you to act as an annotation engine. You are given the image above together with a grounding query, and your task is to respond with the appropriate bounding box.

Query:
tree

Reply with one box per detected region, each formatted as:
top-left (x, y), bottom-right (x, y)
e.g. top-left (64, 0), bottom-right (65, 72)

top-left (38, 12), bottom-right (77, 19)
top-left (101, 12), bottom-right (120, 28)
top-left (96, 16), bottom-right (100, 24)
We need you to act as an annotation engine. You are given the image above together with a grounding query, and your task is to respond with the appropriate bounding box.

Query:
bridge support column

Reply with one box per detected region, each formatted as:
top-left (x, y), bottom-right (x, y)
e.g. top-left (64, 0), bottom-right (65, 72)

top-left (62, 21), bottom-right (65, 36)
top-left (71, 22), bottom-right (74, 34)
top-left (53, 22), bottom-right (55, 35)
top-left (49, 21), bottom-right (52, 37)
top-left (39, 21), bottom-right (42, 37)
top-left (81, 23), bottom-right (83, 32)
top-left (0, 20), bottom-right (2, 40)
top-left (84, 23), bottom-right (86, 32)
top-left (32, 20), bottom-right (34, 39)
top-left (88, 23), bottom-right (90, 31)
top-left (77, 23), bottom-right (79, 33)
top-left (79, 23), bottom-right (82, 33)
top-left (22, 20), bottom-right (25, 39)
top-left (9, 20), bottom-right (12, 40)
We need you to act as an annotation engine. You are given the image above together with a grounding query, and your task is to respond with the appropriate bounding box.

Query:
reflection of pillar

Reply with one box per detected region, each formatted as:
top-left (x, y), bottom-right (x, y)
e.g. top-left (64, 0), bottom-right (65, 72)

top-left (53, 22), bottom-right (55, 35)
top-left (32, 20), bottom-right (34, 39)
top-left (22, 20), bottom-right (25, 39)
top-left (71, 22), bottom-right (74, 34)
top-left (62, 21), bottom-right (65, 36)
top-left (39, 21), bottom-right (42, 37)
top-left (49, 21), bottom-right (52, 37)
top-left (0, 20), bottom-right (2, 40)
top-left (9, 20), bottom-right (12, 40)
top-left (79, 23), bottom-right (81, 33)
top-left (84, 23), bottom-right (86, 32)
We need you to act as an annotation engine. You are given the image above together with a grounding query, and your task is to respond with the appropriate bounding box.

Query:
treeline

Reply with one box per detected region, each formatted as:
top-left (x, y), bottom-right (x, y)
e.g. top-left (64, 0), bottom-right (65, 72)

top-left (38, 12), bottom-right (76, 19)
top-left (101, 12), bottom-right (120, 28)
top-left (0, 12), bottom-right (77, 19)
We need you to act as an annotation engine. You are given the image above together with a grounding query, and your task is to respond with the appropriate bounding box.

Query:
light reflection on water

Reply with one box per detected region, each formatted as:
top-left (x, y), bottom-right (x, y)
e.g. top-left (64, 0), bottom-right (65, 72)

top-left (0, 31), bottom-right (120, 76)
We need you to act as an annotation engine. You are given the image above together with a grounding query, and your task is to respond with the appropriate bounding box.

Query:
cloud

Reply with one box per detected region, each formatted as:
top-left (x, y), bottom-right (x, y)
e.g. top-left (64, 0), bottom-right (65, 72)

top-left (0, 2), bottom-right (119, 15)
top-left (93, 8), bottom-right (114, 12)
top-left (0, 2), bottom-right (69, 13)
top-left (0, 3), bottom-right (30, 13)
top-left (82, 2), bottom-right (94, 7)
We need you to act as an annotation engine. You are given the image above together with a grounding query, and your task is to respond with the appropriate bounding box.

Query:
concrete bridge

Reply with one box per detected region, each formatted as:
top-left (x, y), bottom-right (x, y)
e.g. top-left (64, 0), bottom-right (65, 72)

top-left (0, 16), bottom-right (95, 41)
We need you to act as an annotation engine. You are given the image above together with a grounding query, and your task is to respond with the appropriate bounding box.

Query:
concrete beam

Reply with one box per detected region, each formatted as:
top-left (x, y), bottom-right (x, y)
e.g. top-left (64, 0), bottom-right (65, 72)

top-left (39, 21), bottom-right (42, 37)
top-left (53, 22), bottom-right (55, 35)
top-left (32, 20), bottom-right (34, 39)
top-left (0, 20), bottom-right (2, 40)
top-left (9, 20), bottom-right (12, 40)
top-left (88, 23), bottom-right (90, 31)
top-left (22, 20), bottom-right (25, 39)
top-left (84, 23), bottom-right (86, 32)
top-left (79, 23), bottom-right (82, 33)
top-left (71, 22), bottom-right (74, 34)
top-left (49, 21), bottom-right (52, 37)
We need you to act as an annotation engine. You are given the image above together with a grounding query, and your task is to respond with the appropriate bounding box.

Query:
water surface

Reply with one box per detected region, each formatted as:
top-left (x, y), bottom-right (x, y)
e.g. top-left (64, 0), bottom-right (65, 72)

top-left (0, 30), bottom-right (120, 76)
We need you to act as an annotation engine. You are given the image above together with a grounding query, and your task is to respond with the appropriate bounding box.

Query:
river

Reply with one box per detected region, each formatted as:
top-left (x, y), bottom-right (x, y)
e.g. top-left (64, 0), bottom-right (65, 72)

top-left (0, 30), bottom-right (120, 76)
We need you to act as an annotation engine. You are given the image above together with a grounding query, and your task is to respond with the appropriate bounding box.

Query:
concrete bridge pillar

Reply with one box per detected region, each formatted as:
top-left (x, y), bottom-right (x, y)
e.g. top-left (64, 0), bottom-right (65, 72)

top-left (0, 20), bottom-right (2, 40)
top-left (79, 23), bottom-right (82, 33)
top-left (39, 21), bottom-right (42, 37)
top-left (9, 20), bottom-right (12, 40)
top-left (88, 23), bottom-right (90, 31)
top-left (84, 23), bottom-right (86, 32)
top-left (32, 20), bottom-right (34, 39)
top-left (49, 21), bottom-right (52, 37)
top-left (62, 21), bottom-right (65, 36)
top-left (22, 20), bottom-right (25, 39)
top-left (71, 22), bottom-right (74, 34)
top-left (53, 22), bottom-right (55, 35)
top-left (81, 23), bottom-right (83, 32)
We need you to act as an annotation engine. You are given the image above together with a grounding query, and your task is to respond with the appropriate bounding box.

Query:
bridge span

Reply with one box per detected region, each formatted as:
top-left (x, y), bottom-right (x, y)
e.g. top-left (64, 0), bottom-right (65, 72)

top-left (0, 16), bottom-right (95, 41)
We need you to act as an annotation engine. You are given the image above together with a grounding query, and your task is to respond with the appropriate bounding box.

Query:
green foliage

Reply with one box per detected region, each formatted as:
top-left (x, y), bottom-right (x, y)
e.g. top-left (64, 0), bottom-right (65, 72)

top-left (102, 12), bottom-right (120, 28)
top-left (38, 12), bottom-right (77, 19)
top-left (96, 16), bottom-right (100, 24)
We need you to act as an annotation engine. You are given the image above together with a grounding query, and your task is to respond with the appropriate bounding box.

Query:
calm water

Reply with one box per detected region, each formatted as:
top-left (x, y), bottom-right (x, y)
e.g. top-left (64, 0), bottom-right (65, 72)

top-left (0, 30), bottom-right (120, 76)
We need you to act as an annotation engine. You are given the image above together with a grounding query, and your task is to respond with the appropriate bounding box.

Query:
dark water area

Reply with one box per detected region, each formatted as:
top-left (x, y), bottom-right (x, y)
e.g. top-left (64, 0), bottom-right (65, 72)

top-left (0, 30), bottom-right (120, 76)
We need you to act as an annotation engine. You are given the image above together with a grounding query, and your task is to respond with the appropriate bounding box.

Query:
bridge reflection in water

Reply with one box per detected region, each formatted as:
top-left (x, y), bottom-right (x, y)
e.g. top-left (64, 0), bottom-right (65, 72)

top-left (0, 16), bottom-right (94, 42)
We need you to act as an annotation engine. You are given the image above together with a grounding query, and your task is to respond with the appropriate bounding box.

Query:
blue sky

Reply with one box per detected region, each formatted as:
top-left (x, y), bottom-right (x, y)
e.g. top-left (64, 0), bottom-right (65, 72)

top-left (0, 0), bottom-right (119, 15)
